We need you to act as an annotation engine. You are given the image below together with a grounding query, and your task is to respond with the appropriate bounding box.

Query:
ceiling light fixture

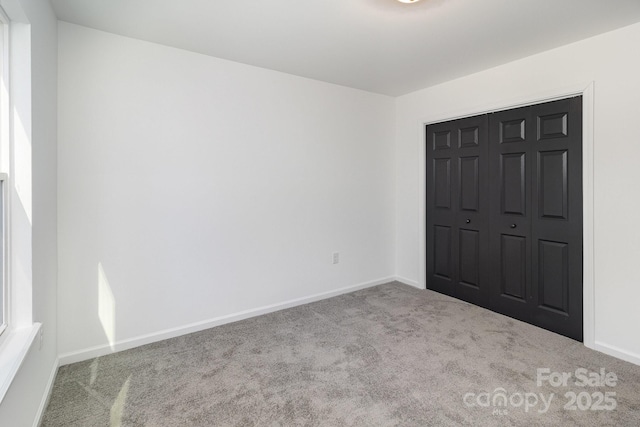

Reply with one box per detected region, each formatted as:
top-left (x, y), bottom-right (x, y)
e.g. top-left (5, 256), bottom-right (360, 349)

top-left (397, 0), bottom-right (421, 3)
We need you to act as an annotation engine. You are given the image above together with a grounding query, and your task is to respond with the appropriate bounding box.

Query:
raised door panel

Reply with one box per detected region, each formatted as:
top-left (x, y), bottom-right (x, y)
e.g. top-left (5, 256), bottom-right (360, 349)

top-left (434, 158), bottom-right (452, 210)
top-left (501, 153), bottom-right (527, 216)
top-left (500, 234), bottom-right (527, 301)
top-left (500, 118), bottom-right (526, 143)
top-left (537, 240), bottom-right (569, 315)
top-left (538, 113), bottom-right (568, 140)
top-left (459, 229), bottom-right (480, 289)
top-left (433, 130), bottom-right (451, 150)
top-left (459, 126), bottom-right (480, 148)
top-left (433, 226), bottom-right (452, 280)
top-left (459, 156), bottom-right (479, 212)
top-left (538, 150), bottom-right (568, 220)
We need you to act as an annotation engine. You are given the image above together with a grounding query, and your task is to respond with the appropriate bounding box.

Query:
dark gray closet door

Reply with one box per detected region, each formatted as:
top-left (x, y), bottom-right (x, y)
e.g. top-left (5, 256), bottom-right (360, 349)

top-left (488, 105), bottom-right (535, 322)
top-left (426, 96), bottom-right (583, 341)
top-left (426, 114), bottom-right (490, 308)
top-left (488, 97), bottom-right (583, 341)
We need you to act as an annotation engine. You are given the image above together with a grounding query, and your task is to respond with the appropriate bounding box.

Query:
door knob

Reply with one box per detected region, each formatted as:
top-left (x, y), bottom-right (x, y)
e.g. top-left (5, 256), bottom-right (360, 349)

top-left (510, 224), bottom-right (517, 229)
top-left (466, 219), bottom-right (471, 224)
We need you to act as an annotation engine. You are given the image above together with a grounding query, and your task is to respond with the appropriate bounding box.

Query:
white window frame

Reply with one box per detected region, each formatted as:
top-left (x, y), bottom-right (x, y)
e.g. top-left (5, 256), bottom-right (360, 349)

top-left (0, 175), bottom-right (6, 338)
top-left (0, 4), bottom-right (10, 340)
top-left (0, 0), bottom-right (40, 404)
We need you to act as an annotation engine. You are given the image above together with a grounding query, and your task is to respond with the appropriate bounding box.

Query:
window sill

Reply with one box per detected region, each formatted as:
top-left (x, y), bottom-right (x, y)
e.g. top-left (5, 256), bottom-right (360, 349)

top-left (0, 323), bottom-right (40, 403)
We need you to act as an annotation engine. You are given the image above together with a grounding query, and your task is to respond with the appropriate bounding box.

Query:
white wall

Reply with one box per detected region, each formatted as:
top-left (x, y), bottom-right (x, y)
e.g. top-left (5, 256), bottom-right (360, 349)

top-left (395, 22), bottom-right (640, 363)
top-left (0, 0), bottom-right (57, 425)
top-left (57, 22), bottom-right (396, 361)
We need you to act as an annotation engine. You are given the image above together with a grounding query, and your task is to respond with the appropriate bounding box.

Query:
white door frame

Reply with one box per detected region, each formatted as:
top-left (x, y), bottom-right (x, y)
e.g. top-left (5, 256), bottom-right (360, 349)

top-left (417, 81), bottom-right (595, 349)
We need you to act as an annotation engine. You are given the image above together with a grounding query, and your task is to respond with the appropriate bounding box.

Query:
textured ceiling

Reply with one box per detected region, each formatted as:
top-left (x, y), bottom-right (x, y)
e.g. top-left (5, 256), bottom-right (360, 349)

top-left (51, 0), bottom-right (640, 96)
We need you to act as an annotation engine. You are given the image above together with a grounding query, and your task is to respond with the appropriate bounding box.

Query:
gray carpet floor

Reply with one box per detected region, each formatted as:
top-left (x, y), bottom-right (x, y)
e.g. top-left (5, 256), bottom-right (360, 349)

top-left (41, 282), bottom-right (640, 426)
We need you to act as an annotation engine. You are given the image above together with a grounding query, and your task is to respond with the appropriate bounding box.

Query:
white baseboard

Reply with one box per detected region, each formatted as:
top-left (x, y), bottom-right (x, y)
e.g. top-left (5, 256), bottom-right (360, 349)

top-left (32, 357), bottom-right (59, 427)
top-left (593, 341), bottom-right (640, 366)
top-left (59, 276), bottom-right (395, 366)
top-left (394, 276), bottom-right (422, 289)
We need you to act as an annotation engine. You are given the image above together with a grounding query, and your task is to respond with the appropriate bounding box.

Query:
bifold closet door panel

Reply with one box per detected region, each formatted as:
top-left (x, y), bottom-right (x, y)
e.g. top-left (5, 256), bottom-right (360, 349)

top-left (488, 106), bottom-right (535, 321)
top-left (530, 97), bottom-right (583, 341)
top-left (455, 115), bottom-right (490, 307)
top-left (426, 115), bottom-right (490, 307)
top-left (487, 97), bottom-right (583, 341)
top-left (426, 120), bottom-right (456, 297)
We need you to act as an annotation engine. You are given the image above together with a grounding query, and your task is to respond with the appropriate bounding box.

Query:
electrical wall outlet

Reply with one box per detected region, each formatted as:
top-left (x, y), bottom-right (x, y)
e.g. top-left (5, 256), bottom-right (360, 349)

top-left (332, 252), bottom-right (339, 264)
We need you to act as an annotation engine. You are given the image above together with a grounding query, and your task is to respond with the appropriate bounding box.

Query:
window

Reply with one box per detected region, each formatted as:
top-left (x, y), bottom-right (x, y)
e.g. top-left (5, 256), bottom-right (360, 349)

top-left (0, 7), bottom-right (8, 338)
top-left (0, 177), bottom-right (4, 336)
top-left (0, 1), bottom-right (41, 403)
